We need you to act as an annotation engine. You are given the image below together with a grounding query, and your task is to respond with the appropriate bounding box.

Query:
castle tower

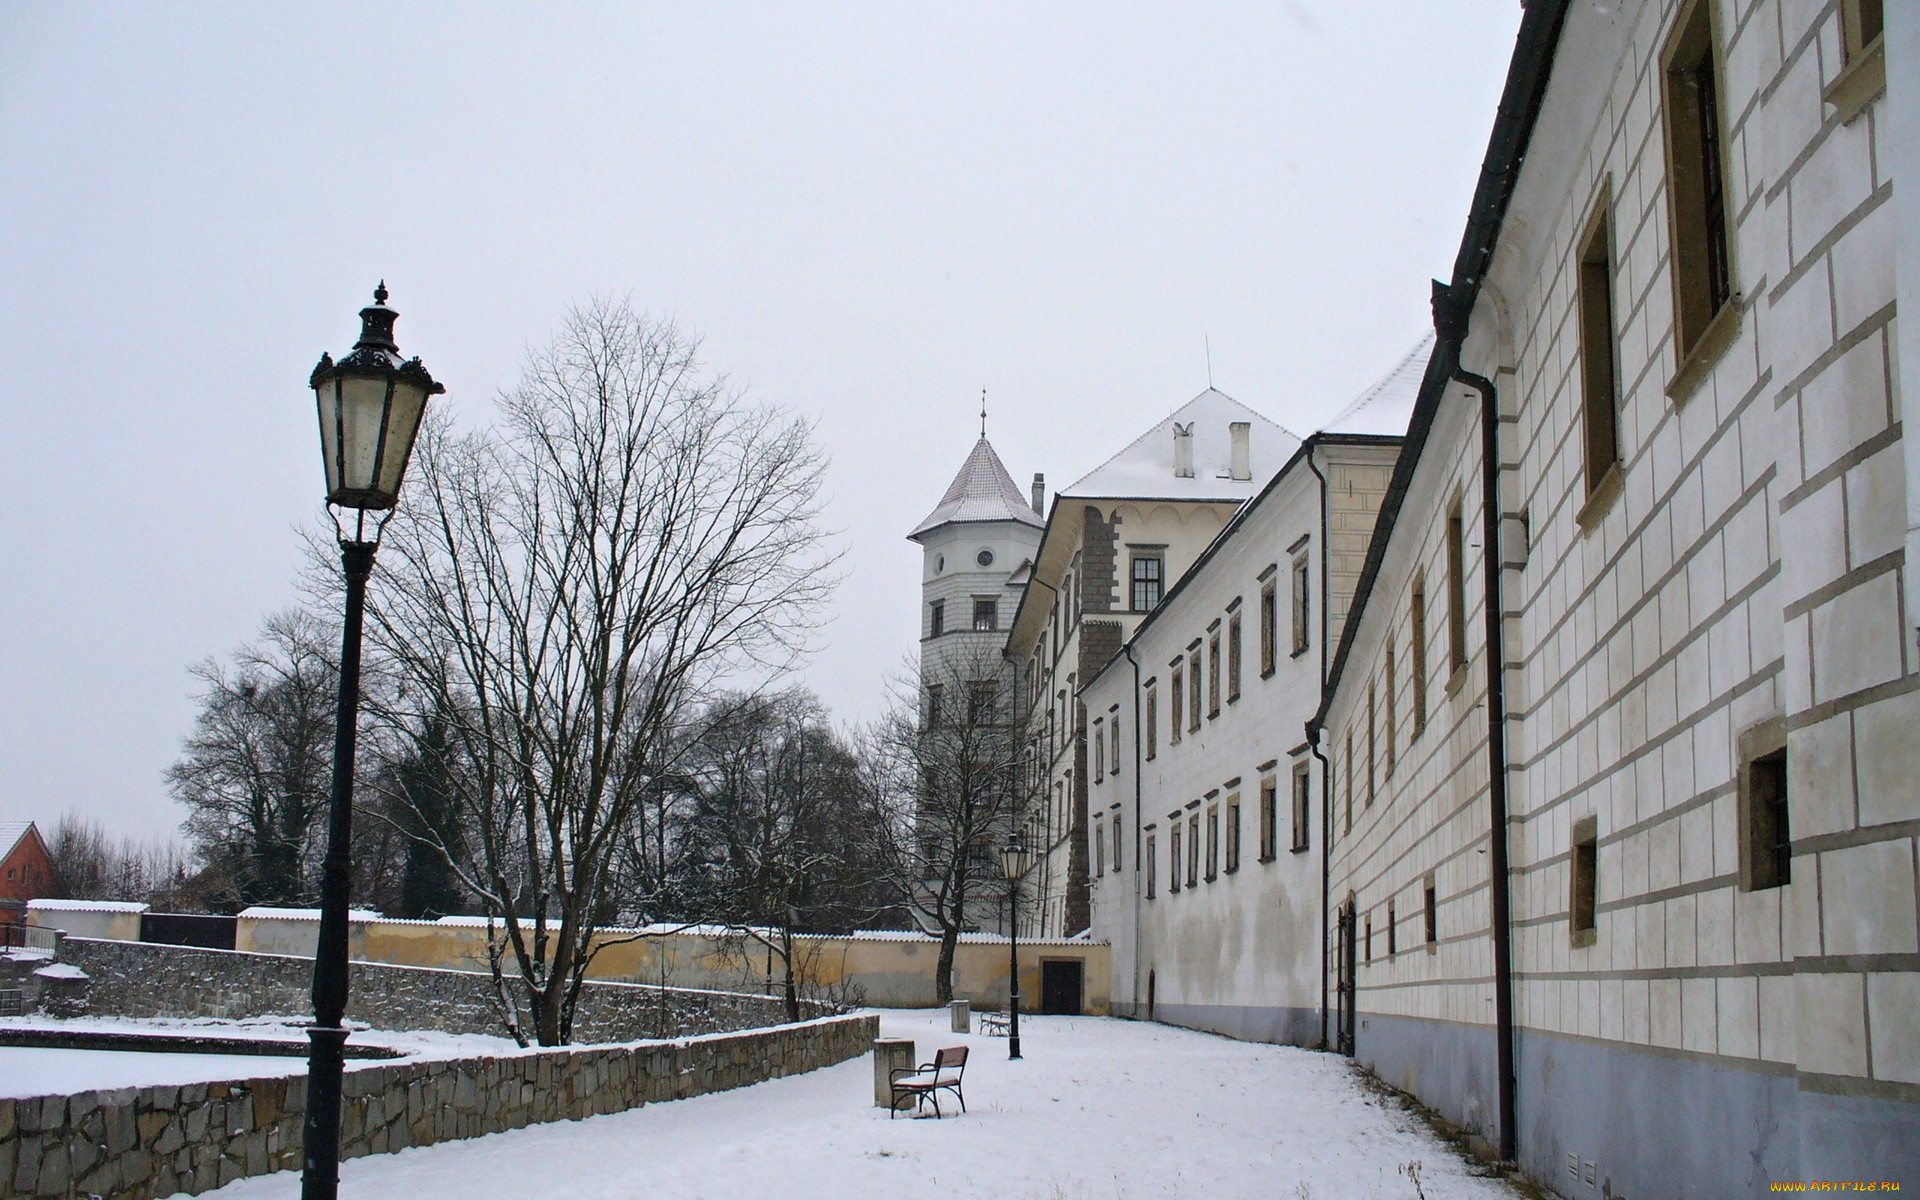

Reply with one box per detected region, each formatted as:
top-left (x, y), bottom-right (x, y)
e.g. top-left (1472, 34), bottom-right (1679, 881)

top-left (907, 436), bottom-right (1045, 690)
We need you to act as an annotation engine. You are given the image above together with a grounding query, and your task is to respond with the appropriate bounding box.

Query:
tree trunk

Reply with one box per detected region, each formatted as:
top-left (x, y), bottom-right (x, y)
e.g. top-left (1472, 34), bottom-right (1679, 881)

top-left (781, 923), bottom-right (799, 1022)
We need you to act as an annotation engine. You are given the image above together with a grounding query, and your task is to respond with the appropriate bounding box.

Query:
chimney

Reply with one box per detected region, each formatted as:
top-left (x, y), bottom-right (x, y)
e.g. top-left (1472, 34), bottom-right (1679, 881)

top-left (1031, 473), bottom-right (1046, 515)
top-left (1229, 421), bottom-right (1251, 481)
top-left (1173, 422), bottom-right (1195, 478)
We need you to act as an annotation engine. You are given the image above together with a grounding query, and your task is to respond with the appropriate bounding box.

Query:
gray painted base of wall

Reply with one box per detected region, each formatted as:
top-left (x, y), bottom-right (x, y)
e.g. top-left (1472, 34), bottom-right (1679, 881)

top-left (1354, 1010), bottom-right (1920, 1200)
top-left (1108, 1000), bottom-right (1323, 1048)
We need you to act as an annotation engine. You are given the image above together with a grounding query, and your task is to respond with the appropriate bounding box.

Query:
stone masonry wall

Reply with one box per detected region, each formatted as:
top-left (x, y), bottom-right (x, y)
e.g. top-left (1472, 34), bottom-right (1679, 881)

top-left (0, 1011), bottom-right (878, 1200)
top-left (61, 938), bottom-right (827, 1043)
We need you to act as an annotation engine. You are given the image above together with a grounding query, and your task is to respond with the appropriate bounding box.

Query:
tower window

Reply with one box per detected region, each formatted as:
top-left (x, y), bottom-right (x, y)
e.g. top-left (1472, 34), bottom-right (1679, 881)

top-left (929, 600), bottom-right (945, 638)
top-left (1131, 554), bottom-right (1164, 611)
top-left (976, 548), bottom-right (995, 567)
top-left (973, 598), bottom-right (998, 631)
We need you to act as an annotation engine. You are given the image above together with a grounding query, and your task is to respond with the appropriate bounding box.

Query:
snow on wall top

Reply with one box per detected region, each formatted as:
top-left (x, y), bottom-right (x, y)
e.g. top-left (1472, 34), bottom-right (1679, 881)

top-left (26, 899), bottom-right (148, 913)
top-left (237, 906), bottom-right (383, 921)
top-left (909, 436), bottom-right (1045, 539)
top-left (1064, 388), bottom-right (1300, 501)
top-left (1319, 334), bottom-right (1433, 438)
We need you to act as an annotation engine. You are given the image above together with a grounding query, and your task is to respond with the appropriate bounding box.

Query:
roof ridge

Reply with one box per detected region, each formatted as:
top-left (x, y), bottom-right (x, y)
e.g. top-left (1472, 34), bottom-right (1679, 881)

top-left (1062, 387), bottom-right (1296, 497)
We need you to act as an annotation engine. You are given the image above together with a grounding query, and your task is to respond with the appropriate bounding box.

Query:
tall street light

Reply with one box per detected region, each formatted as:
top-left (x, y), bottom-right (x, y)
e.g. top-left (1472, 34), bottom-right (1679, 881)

top-left (1000, 832), bottom-right (1031, 1061)
top-left (301, 284), bottom-right (442, 1200)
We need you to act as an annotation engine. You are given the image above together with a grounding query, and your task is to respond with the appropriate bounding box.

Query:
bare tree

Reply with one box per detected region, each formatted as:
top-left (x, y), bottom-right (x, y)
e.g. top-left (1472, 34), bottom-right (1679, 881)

top-left (168, 610), bottom-right (339, 907)
top-left (365, 299), bottom-right (833, 1045)
top-left (45, 815), bottom-right (196, 906)
top-left (868, 645), bottom-right (1029, 1003)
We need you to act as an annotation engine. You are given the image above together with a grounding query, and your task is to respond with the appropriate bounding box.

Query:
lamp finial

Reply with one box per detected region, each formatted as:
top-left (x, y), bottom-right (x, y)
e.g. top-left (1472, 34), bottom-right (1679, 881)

top-left (373, 280), bottom-right (389, 306)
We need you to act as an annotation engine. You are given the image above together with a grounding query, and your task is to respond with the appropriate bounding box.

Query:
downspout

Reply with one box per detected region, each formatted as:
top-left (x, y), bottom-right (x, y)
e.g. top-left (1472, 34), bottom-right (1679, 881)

top-left (1124, 641), bottom-right (1145, 1020)
top-left (1304, 439), bottom-right (1335, 1052)
top-left (1452, 363), bottom-right (1518, 1165)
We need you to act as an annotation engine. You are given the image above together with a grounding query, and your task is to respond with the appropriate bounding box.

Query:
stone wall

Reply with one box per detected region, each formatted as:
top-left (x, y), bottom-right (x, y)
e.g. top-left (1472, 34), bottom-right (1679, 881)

top-left (0, 1012), bottom-right (878, 1200)
top-left (61, 938), bottom-right (826, 1043)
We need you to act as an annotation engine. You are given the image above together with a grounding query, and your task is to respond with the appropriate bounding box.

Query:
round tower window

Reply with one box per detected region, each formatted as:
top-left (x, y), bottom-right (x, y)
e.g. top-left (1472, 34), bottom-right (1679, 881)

top-left (976, 549), bottom-right (995, 567)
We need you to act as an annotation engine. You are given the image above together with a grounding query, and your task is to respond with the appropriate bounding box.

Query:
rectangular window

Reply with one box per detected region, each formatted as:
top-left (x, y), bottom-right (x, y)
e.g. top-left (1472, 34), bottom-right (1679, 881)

top-left (1168, 823), bottom-right (1182, 893)
top-left (1446, 500), bottom-right (1467, 674)
top-left (1227, 612), bottom-right (1243, 700)
top-left (925, 683), bottom-right (943, 726)
top-left (967, 681), bottom-right (996, 724)
top-left (973, 598), bottom-right (998, 631)
top-left (1343, 729), bottom-right (1355, 835)
top-left (1291, 762), bottom-right (1311, 853)
top-left (1424, 875), bottom-right (1438, 946)
top-left (1259, 776), bottom-right (1278, 862)
top-left (1366, 681), bottom-right (1377, 808)
top-left (1188, 648), bottom-right (1202, 732)
top-left (1662, 0), bottom-right (1734, 363)
top-left (1259, 578), bottom-right (1278, 675)
top-left (1093, 817), bottom-right (1105, 876)
top-left (929, 600), bottom-right (944, 638)
top-left (1145, 831), bottom-right (1157, 898)
top-left (1110, 711), bottom-right (1121, 773)
top-left (1131, 554), bottom-right (1164, 611)
top-left (1410, 574), bottom-right (1428, 737)
top-left (1740, 722), bottom-right (1791, 891)
top-left (1187, 813), bottom-right (1201, 888)
top-left (1112, 810), bottom-right (1124, 873)
top-left (1170, 667), bottom-right (1184, 744)
top-left (1570, 815), bottom-right (1599, 946)
top-left (1207, 632), bottom-right (1221, 718)
top-left (1291, 556), bottom-right (1311, 655)
top-left (1364, 914), bottom-right (1373, 963)
top-left (1384, 645), bottom-right (1397, 778)
top-left (1145, 686), bottom-right (1158, 759)
top-left (1387, 900), bottom-right (1397, 957)
top-left (1205, 804), bottom-right (1219, 881)
top-left (1093, 718), bottom-right (1105, 782)
top-left (1224, 793), bottom-right (1240, 873)
top-left (1578, 192), bottom-right (1621, 496)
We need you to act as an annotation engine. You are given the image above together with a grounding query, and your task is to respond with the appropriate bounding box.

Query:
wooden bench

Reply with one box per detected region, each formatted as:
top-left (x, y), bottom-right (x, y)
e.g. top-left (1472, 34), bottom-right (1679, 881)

top-left (888, 1045), bottom-right (969, 1118)
top-left (976, 1010), bottom-right (1010, 1037)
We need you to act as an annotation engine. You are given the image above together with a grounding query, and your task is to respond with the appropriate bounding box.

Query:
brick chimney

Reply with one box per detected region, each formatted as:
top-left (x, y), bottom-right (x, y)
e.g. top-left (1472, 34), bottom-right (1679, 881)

top-left (1229, 422), bottom-right (1251, 481)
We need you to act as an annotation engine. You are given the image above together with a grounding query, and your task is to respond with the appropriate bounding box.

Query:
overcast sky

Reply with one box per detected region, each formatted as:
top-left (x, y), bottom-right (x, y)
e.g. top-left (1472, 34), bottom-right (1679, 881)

top-left (0, 2), bottom-right (1521, 842)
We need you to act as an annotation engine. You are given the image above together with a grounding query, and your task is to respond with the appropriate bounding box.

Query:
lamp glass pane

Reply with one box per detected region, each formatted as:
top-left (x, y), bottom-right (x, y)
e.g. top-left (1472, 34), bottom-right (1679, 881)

top-left (337, 374), bottom-right (392, 495)
top-left (315, 379), bottom-right (344, 496)
top-left (373, 379), bottom-right (429, 498)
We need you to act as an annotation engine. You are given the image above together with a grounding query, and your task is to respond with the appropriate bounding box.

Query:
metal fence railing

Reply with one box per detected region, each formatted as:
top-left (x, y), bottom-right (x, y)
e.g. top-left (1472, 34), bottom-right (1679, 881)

top-left (0, 923), bottom-right (61, 955)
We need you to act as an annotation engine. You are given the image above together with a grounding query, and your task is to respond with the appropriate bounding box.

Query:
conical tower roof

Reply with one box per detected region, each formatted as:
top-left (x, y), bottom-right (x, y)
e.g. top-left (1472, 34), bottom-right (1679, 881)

top-left (909, 437), bottom-right (1044, 540)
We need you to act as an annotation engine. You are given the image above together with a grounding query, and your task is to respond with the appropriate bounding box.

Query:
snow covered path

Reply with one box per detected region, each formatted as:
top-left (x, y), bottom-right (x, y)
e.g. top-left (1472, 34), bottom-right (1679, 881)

top-left (193, 1010), bottom-right (1518, 1200)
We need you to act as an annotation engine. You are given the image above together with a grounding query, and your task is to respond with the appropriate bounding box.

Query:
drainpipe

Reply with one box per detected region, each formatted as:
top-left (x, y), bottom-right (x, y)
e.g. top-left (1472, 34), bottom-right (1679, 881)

top-left (1124, 641), bottom-right (1145, 1020)
top-left (1304, 439), bottom-right (1335, 1052)
top-left (1452, 364), bottom-right (1518, 1165)
top-left (1308, 720), bottom-right (1332, 1050)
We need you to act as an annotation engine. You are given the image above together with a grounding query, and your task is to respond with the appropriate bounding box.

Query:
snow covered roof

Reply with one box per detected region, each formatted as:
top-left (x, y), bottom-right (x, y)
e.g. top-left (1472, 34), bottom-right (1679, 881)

top-left (27, 899), bottom-right (147, 913)
top-left (1063, 388), bottom-right (1300, 500)
top-left (909, 437), bottom-right (1044, 539)
top-left (1320, 334), bottom-right (1434, 437)
top-left (0, 821), bottom-right (38, 861)
top-left (238, 906), bottom-right (383, 921)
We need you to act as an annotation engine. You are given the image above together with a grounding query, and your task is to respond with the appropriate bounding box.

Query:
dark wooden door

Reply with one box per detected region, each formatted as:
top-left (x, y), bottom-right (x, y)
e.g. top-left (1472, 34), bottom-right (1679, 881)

top-left (1040, 960), bottom-right (1083, 1014)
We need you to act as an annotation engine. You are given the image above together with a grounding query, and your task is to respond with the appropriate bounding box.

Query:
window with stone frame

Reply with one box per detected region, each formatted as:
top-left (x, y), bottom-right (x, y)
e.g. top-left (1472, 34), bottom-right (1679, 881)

top-left (1424, 874), bottom-right (1438, 947)
top-left (1446, 499), bottom-right (1468, 675)
top-left (1410, 573), bottom-right (1428, 737)
top-left (1259, 572), bottom-right (1278, 676)
top-left (1259, 775), bottom-right (1278, 863)
top-left (1227, 610), bottom-right (1243, 702)
top-left (1290, 555), bottom-right (1310, 656)
top-left (1109, 708), bottom-right (1121, 774)
top-left (1387, 899), bottom-right (1397, 957)
top-left (1168, 821), bottom-right (1181, 893)
top-left (1291, 761), bottom-right (1311, 853)
top-left (1205, 802), bottom-right (1219, 881)
top-left (929, 599), bottom-right (945, 638)
top-left (1384, 644), bottom-right (1397, 777)
top-left (1186, 812), bottom-right (1200, 888)
top-left (1188, 643), bottom-right (1203, 731)
top-left (1145, 830), bottom-right (1157, 898)
top-left (1093, 717), bottom-right (1105, 782)
top-left (1130, 553), bottom-right (1164, 611)
top-left (1169, 665), bottom-right (1184, 744)
top-left (1111, 806), bottom-right (1124, 873)
top-left (1570, 815), bottom-right (1599, 947)
top-left (1145, 684), bottom-right (1158, 759)
top-left (1365, 681), bottom-right (1377, 808)
top-left (1661, 0), bottom-right (1735, 372)
top-left (1739, 720), bottom-right (1791, 891)
top-left (1207, 629), bottom-right (1221, 718)
top-left (1224, 792), bottom-right (1241, 873)
top-left (1577, 187), bottom-right (1622, 505)
top-left (1093, 816), bottom-right (1105, 876)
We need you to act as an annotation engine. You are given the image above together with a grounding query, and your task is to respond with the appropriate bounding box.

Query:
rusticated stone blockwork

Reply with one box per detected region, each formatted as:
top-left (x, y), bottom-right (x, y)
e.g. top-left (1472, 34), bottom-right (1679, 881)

top-left (61, 938), bottom-right (825, 1042)
top-left (0, 1012), bottom-right (878, 1200)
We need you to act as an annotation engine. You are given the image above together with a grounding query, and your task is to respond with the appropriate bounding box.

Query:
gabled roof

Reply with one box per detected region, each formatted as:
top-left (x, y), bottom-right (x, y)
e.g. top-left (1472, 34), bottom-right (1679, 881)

top-left (1063, 388), bottom-right (1300, 500)
top-left (909, 437), bottom-right (1044, 540)
top-left (0, 822), bottom-right (39, 861)
top-left (1321, 334), bottom-right (1434, 437)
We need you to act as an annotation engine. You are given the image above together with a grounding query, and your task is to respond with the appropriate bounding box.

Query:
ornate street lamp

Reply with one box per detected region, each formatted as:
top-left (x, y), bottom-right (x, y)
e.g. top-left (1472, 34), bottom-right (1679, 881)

top-left (1000, 832), bottom-right (1032, 1061)
top-left (301, 284), bottom-right (441, 1200)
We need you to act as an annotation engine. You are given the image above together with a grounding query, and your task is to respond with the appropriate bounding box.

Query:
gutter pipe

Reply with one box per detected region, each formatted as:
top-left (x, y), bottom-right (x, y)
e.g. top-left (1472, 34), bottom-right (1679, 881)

top-left (1304, 442), bottom-right (1334, 1051)
top-left (1124, 642), bottom-right (1145, 1020)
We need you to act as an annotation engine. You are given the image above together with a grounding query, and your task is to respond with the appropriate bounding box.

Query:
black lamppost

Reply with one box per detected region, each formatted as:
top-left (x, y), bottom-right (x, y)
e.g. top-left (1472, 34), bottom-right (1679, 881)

top-left (301, 284), bottom-right (442, 1200)
top-left (1000, 833), bottom-right (1031, 1061)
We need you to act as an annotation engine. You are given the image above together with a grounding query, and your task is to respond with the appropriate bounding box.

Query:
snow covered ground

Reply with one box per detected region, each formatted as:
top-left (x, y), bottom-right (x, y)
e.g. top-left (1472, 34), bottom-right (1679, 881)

top-left (0, 1014), bottom-right (524, 1099)
top-left (189, 1009), bottom-right (1520, 1200)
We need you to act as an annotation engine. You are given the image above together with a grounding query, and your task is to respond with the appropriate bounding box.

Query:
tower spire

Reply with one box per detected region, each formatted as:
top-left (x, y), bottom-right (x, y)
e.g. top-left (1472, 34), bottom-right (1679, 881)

top-left (981, 387), bottom-right (988, 439)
